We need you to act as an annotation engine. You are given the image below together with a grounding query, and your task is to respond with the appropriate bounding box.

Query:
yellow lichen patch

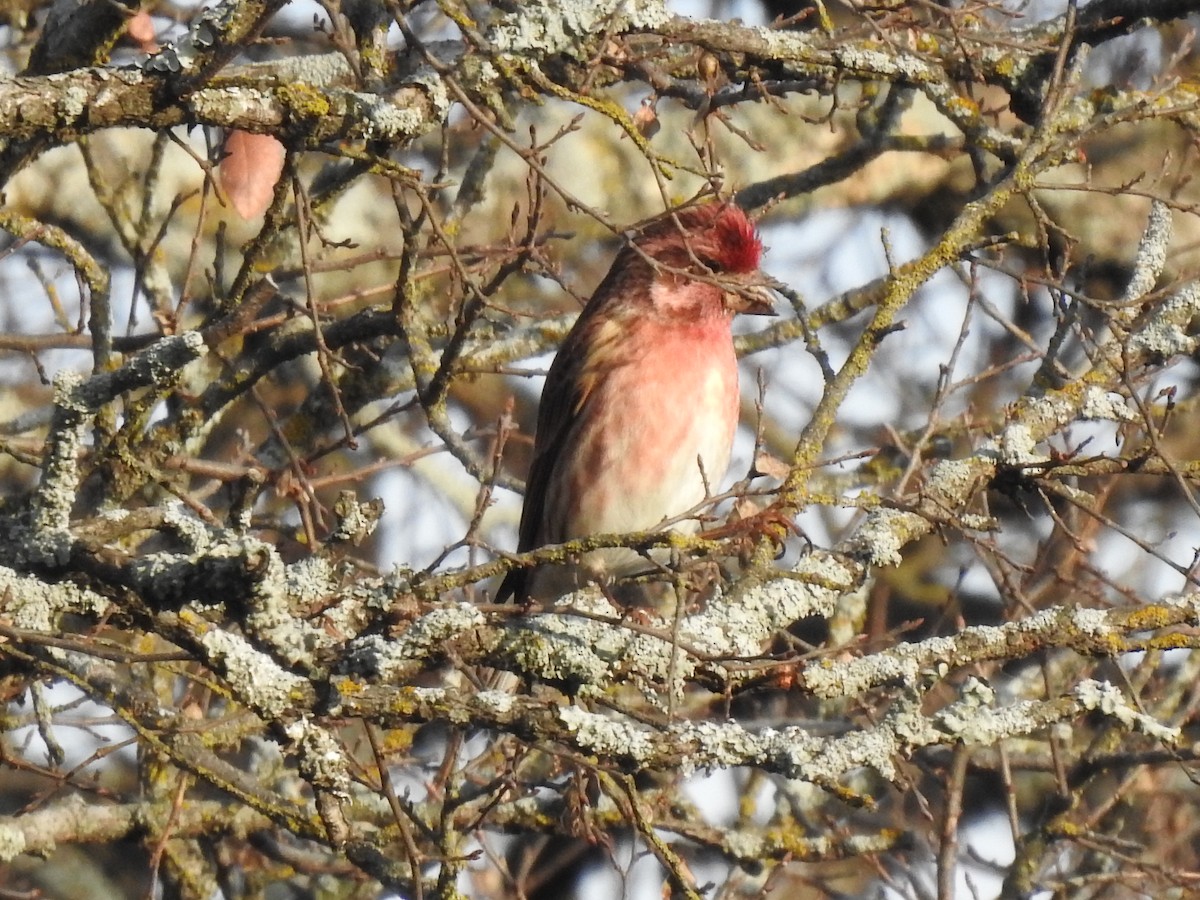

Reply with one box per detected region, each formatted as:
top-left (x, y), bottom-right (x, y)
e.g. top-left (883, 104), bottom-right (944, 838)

top-left (277, 82), bottom-right (333, 123)
top-left (1116, 604), bottom-right (1185, 632)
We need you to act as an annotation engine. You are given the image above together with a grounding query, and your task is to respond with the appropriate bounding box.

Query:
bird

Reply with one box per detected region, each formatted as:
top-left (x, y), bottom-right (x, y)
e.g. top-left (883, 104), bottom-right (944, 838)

top-left (497, 201), bottom-right (775, 606)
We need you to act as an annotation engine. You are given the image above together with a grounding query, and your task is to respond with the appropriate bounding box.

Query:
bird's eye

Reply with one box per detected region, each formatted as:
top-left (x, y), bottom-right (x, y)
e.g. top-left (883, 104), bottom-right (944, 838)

top-left (697, 255), bottom-right (723, 272)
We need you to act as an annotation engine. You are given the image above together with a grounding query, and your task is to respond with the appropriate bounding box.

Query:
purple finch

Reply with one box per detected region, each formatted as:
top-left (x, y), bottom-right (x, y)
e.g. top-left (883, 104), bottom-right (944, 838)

top-left (498, 202), bottom-right (774, 604)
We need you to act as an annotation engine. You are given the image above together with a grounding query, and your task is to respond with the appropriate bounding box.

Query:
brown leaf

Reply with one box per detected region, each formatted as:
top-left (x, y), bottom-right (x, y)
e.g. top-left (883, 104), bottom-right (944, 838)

top-left (633, 101), bottom-right (660, 139)
top-left (752, 451), bottom-right (791, 480)
top-left (220, 130), bottom-right (286, 220)
top-left (126, 11), bottom-right (158, 52)
top-left (732, 497), bottom-right (764, 521)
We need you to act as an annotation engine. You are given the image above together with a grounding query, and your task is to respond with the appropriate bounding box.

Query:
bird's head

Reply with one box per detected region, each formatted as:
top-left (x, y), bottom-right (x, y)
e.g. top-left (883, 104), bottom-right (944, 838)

top-left (628, 202), bottom-right (776, 319)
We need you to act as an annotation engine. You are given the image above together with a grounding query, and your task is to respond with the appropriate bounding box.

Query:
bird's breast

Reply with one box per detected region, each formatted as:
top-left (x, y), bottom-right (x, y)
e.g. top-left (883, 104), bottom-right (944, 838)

top-left (552, 319), bottom-right (740, 541)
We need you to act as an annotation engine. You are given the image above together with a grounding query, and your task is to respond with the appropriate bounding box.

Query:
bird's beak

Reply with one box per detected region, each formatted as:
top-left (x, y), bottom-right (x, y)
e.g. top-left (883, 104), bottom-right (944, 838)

top-left (724, 278), bottom-right (778, 316)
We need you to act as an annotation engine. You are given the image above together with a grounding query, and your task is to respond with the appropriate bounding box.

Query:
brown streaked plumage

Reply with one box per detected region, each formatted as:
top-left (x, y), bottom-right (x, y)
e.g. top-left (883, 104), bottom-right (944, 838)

top-left (498, 202), bottom-right (773, 603)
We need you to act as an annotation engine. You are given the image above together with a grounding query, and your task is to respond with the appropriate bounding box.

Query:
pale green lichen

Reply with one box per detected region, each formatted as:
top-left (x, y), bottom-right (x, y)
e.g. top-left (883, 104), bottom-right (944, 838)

top-left (0, 565), bottom-right (110, 630)
top-left (923, 458), bottom-right (977, 506)
top-left (161, 502), bottom-right (214, 552)
top-left (1129, 284), bottom-right (1200, 358)
top-left (1079, 386), bottom-right (1134, 422)
top-left (395, 603), bottom-right (487, 655)
top-left (1122, 200), bottom-right (1172, 303)
top-left (32, 370), bottom-right (86, 539)
top-left (0, 822), bottom-right (27, 862)
top-left (850, 507), bottom-right (927, 567)
top-left (1075, 679), bottom-right (1179, 742)
top-left (346, 604), bottom-right (487, 680)
top-left (400, 70), bottom-right (452, 122)
top-left (489, 0), bottom-right (670, 57)
top-left (957, 513), bottom-right (995, 531)
top-left (235, 539), bottom-right (328, 667)
top-left (189, 86), bottom-right (276, 125)
top-left (1164, 592), bottom-right (1200, 618)
top-left (284, 718), bottom-right (352, 796)
top-left (352, 91), bottom-right (427, 140)
top-left (1070, 606), bottom-right (1112, 636)
top-left (268, 52), bottom-right (354, 88)
top-left (996, 422), bottom-right (1044, 465)
top-left (474, 689), bottom-right (518, 716)
top-left (778, 720), bottom-right (901, 783)
top-left (197, 626), bottom-right (308, 720)
top-left (804, 643), bottom-right (930, 700)
top-left (1130, 320), bottom-right (1196, 358)
top-left (508, 609), bottom-right (620, 685)
top-left (61, 83), bottom-right (89, 120)
top-left (673, 719), bottom-right (761, 775)
top-left (286, 555), bottom-right (337, 605)
top-left (831, 45), bottom-right (936, 82)
top-left (1021, 394), bottom-right (1076, 431)
top-left (559, 704), bottom-right (654, 761)
top-left (803, 606), bottom-right (1077, 700)
top-left (934, 697), bottom-right (1046, 745)
top-left (933, 676), bottom-right (996, 734)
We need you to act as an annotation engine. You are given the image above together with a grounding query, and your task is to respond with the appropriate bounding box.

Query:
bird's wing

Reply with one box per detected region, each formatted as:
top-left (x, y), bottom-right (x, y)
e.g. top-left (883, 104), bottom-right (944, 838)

top-left (495, 311), bottom-right (615, 601)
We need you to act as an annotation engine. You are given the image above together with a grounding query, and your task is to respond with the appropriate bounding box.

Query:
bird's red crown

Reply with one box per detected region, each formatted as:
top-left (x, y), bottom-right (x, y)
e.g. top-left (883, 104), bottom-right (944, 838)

top-left (642, 203), bottom-right (762, 274)
top-left (709, 204), bottom-right (762, 274)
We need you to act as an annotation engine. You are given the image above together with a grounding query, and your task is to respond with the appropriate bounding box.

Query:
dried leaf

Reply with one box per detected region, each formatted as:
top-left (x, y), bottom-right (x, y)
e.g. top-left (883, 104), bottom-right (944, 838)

top-left (127, 11), bottom-right (158, 52)
top-left (221, 130), bottom-right (286, 220)
top-left (752, 451), bottom-right (791, 480)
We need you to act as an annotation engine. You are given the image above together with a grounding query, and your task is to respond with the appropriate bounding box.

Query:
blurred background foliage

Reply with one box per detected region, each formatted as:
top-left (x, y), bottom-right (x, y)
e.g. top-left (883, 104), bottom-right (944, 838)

top-left (3, 1), bottom-right (1200, 898)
